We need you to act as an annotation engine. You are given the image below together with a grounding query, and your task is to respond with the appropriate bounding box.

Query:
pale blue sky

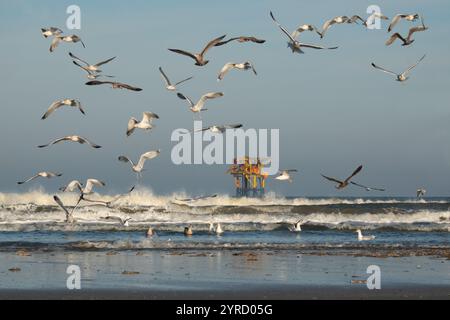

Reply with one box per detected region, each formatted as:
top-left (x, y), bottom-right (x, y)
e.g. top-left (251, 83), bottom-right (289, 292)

top-left (0, 0), bottom-right (449, 196)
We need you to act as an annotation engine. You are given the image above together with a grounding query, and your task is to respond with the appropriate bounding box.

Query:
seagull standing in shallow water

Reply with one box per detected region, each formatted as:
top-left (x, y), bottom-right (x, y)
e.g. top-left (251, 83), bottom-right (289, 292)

top-left (356, 229), bottom-right (376, 241)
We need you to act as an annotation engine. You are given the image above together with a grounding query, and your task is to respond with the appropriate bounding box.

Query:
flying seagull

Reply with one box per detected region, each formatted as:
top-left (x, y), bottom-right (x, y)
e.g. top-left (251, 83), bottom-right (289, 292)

top-left (168, 34), bottom-right (226, 66)
top-left (85, 80), bottom-right (142, 91)
top-left (217, 62), bottom-right (257, 81)
top-left (73, 61), bottom-right (115, 80)
top-left (42, 99), bottom-right (85, 120)
top-left (356, 229), bottom-right (376, 241)
top-left (59, 179), bottom-right (106, 195)
top-left (319, 16), bottom-right (350, 38)
top-left (81, 186), bottom-right (135, 208)
top-left (175, 194), bottom-right (218, 202)
top-left (50, 35), bottom-right (85, 52)
top-left (192, 124), bottom-right (242, 134)
top-left (385, 16), bottom-right (428, 46)
top-left (101, 216), bottom-right (132, 227)
top-left (361, 12), bottom-right (389, 28)
top-left (275, 169), bottom-right (298, 183)
top-left (41, 27), bottom-right (63, 38)
top-left (53, 195), bottom-right (75, 224)
top-left (69, 52), bottom-right (116, 73)
top-left (371, 54), bottom-right (426, 82)
top-left (270, 11), bottom-right (338, 53)
top-left (214, 36), bottom-right (266, 46)
top-left (17, 172), bottom-right (62, 185)
top-left (38, 135), bottom-right (101, 149)
top-left (158, 67), bottom-right (193, 91)
top-left (350, 181), bottom-right (385, 192)
top-left (322, 165), bottom-right (363, 189)
top-left (127, 112), bottom-right (159, 137)
top-left (118, 150), bottom-right (161, 177)
top-left (416, 188), bottom-right (426, 198)
top-left (177, 92), bottom-right (224, 116)
top-left (388, 14), bottom-right (420, 32)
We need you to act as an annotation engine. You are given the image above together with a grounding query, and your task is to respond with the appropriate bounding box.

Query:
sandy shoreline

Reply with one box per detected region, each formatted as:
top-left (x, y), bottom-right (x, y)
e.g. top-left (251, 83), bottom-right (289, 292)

top-left (0, 249), bottom-right (448, 300)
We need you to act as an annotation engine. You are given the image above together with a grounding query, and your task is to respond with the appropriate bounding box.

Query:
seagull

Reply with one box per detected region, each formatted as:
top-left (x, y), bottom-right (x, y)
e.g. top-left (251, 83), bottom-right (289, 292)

top-left (208, 223), bottom-right (215, 233)
top-left (291, 24), bottom-right (322, 39)
top-left (319, 16), bottom-right (350, 38)
top-left (81, 186), bottom-right (135, 208)
top-left (215, 223), bottom-right (224, 235)
top-left (356, 229), bottom-right (376, 241)
top-left (118, 150), bottom-right (161, 178)
top-left (59, 179), bottom-right (106, 195)
top-left (321, 165), bottom-right (363, 189)
top-left (386, 16), bottom-right (428, 46)
top-left (177, 92), bottom-right (224, 117)
top-left (85, 80), bottom-right (142, 91)
top-left (270, 11), bottom-right (338, 53)
top-left (371, 55), bottom-right (426, 82)
top-left (275, 170), bottom-right (298, 183)
top-left (74, 63), bottom-right (115, 80)
top-left (158, 67), bottom-right (193, 91)
top-left (350, 182), bottom-right (385, 192)
top-left (41, 27), bottom-right (63, 38)
top-left (416, 188), bottom-right (426, 198)
top-left (17, 172), bottom-right (62, 185)
top-left (127, 112), bottom-right (159, 137)
top-left (146, 227), bottom-right (156, 237)
top-left (388, 14), bottom-right (420, 32)
top-left (192, 124), bottom-right (242, 134)
top-left (101, 216), bottom-right (132, 227)
top-left (41, 99), bottom-right (85, 120)
top-left (176, 194), bottom-right (218, 203)
top-left (288, 220), bottom-right (303, 232)
top-left (184, 225), bottom-right (193, 236)
top-left (217, 62), bottom-right (257, 81)
top-left (38, 135), bottom-right (101, 149)
top-left (168, 34), bottom-right (226, 66)
top-left (69, 52), bottom-right (116, 73)
top-left (214, 36), bottom-right (266, 46)
top-left (53, 195), bottom-right (75, 224)
top-left (50, 35), bottom-right (85, 52)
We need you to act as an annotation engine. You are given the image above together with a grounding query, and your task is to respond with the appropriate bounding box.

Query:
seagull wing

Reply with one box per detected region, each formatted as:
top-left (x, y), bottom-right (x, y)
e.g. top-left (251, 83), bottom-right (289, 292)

top-left (118, 156), bottom-right (135, 167)
top-left (197, 92), bottom-right (224, 110)
top-left (50, 37), bottom-right (62, 52)
top-left (388, 14), bottom-right (403, 32)
top-left (320, 18), bottom-right (337, 38)
top-left (270, 11), bottom-right (297, 43)
top-left (300, 43), bottom-right (338, 50)
top-left (371, 62), bottom-right (398, 76)
top-left (403, 54), bottom-right (426, 76)
top-left (42, 100), bottom-right (64, 119)
top-left (17, 174), bottom-right (40, 185)
top-left (345, 165), bottom-right (363, 183)
top-left (78, 136), bottom-right (102, 149)
top-left (218, 63), bottom-right (235, 81)
top-left (69, 52), bottom-right (90, 66)
top-left (168, 49), bottom-right (198, 62)
top-left (223, 124), bottom-right (243, 130)
top-left (38, 136), bottom-right (70, 148)
top-left (117, 83), bottom-right (143, 91)
top-left (84, 179), bottom-right (105, 194)
top-left (174, 76), bottom-right (193, 86)
top-left (385, 33), bottom-right (406, 46)
top-left (61, 180), bottom-right (83, 193)
top-left (142, 112), bottom-right (159, 123)
top-left (94, 56), bottom-right (116, 67)
top-left (53, 195), bottom-right (71, 216)
top-left (72, 60), bottom-right (90, 73)
top-left (135, 150), bottom-right (160, 172)
top-left (158, 67), bottom-right (171, 86)
top-left (126, 118), bottom-right (137, 136)
top-left (177, 92), bottom-right (195, 107)
top-left (200, 34), bottom-right (226, 57)
top-left (85, 80), bottom-right (111, 86)
top-left (321, 174), bottom-right (343, 184)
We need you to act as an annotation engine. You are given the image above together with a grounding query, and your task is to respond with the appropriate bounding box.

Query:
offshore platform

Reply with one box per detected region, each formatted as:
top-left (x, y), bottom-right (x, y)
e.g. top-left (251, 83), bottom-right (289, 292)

top-left (227, 157), bottom-right (268, 198)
